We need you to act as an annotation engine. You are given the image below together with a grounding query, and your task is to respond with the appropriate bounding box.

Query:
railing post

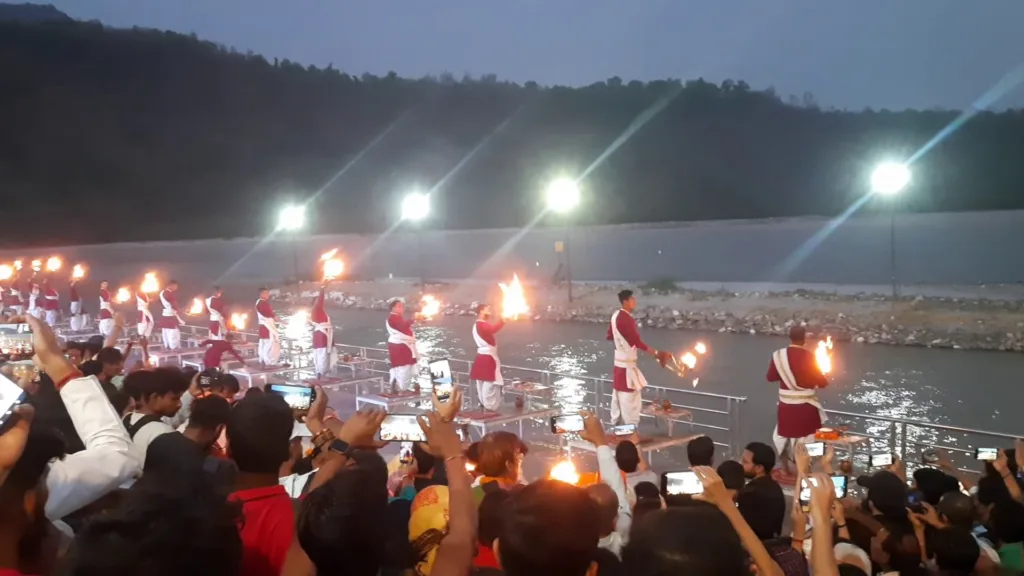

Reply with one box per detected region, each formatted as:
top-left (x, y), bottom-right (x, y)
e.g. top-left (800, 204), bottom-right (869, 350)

top-left (899, 422), bottom-right (908, 461)
top-left (888, 421), bottom-right (897, 455)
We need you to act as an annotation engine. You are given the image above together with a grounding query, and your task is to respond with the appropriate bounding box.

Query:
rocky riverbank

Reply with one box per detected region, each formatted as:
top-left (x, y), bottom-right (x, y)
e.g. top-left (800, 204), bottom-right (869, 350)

top-left (270, 280), bottom-right (1024, 353)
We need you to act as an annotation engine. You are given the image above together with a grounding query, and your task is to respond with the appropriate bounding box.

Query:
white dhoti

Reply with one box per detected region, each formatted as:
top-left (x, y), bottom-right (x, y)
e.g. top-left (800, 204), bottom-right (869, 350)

top-left (45, 310), bottom-right (58, 326)
top-left (475, 380), bottom-right (503, 411)
top-left (390, 364), bottom-right (418, 391)
top-left (610, 389), bottom-right (643, 426)
top-left (70, 301), bottom-right (81, 316)
top-left (69, 302), bottom-right (83, 330)
top-left (313, 347), bottom-right (330, 376)
top-left (10, 305), bottom-right (23, 316)
top-left (162, 327), bottom-right (181, 350)
top-left (29, 308), bottom-right (43, 320)
top-left (773, 429), bottom-right (817, 458)
top-left (138, 320), bottom-right (154, 339)
top-left (259, 337), bottom-right (281, 366)
top-left (98, 318), bottom-right (114, 337)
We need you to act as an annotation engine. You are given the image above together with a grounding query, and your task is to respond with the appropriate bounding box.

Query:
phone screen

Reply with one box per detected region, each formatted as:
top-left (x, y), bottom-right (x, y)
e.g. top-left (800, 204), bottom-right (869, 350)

top-left (267, 384), bottom-right (315, 410)
top-left (399, 442), bottom-right (415, 464)
top-left (805, 442), bottom-right (825, 457)
top-left (976, 447), bottom-right (998, 461)
top-left (662, 471), bottom-right (703, 495)
top-left (0, 373), bottom-right (26, 429)
top-left (799, 475), bottom-right (848, 506)
top-left (434, 382), bottom-right (453, 402)
top-left (871, 453), bottom-right (894, 467)
top-left (610, 424), bottom-right (636, 437)
top-left (380, 414), bottom-right (427, 442)
top-left (550, 414), bottom-right (585, 434)
top-left (0, 324), bottom-right (33, 360)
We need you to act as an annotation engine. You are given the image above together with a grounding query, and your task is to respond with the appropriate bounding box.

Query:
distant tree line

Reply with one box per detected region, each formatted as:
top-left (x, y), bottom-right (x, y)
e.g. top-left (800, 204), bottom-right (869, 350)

top-left (1, 19), bottom-right (1023, 246)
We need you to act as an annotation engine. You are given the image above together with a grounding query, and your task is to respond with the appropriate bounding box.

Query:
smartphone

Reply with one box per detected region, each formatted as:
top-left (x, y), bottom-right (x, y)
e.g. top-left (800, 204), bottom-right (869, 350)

top-left (661, 471), bottom-right (703, 496)
top-left (907, 488), bottom-right (926, 513)
top-left (799, 475), bottom-right (849, 509)
top-left (380, 414), bottom-right (427, 443)
top-left (434, 382), bottom-right (453, 403)
top-left (399, 442), bottom-right (415, 465)
top-left (266, 383), bottom-right (316, 411)
top-left (805, 442), bottom-right (825, 457)
top-left (871, 453), bottom-right (894, 467)
top-left (199, 367), bottom-right (219, 389)
top-left (0, 372), bottom-right (27, 432)
top-left (976, 447), bottom-right (999, 461)
top-left (550, 414), bottom-right (585, 434)
top-left (610, 424), bottom-right (636, 437)
top-left (0, 324), bottom-right (33, 360)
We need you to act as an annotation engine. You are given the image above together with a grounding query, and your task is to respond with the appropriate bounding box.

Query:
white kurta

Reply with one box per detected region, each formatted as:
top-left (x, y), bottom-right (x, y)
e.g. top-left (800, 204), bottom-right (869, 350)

top-left (385, 319), bottom-right (418, 390)
top-left (159, 291), bottom-right (182, 350)
top-left (98, 296), bottom-right (114, 337)
top-left (472, 322), bottom-right (504, 411)
top-left (610, 309), bottom-right (646, 426)
top-left (257, 301), bottom-right (281, 366)
top-left (207, 296), bottom-right (226, 340)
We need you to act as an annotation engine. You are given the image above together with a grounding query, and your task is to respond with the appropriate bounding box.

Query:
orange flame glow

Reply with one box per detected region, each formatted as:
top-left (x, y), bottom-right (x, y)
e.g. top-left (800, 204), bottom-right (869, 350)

top-left (140, 272), bottom-right (159, 294)
top-left (188, 297), bottom-right (205, 315)
top-left (420, 294), bottom-right (441, 319)
top-left (13, 260), bottom-right (22, 271)
top-left (30, 260), bottom-right (42, 272)
top-left (46, 257), bottom-right (62, 272)
top-left (499, 274), bottom-right (529, 319)
top-left (71, 264), bottom-right (86, 280)
top-left (114, 287), bottom-right (132, 303)
top-left (230, 312), bottom-right (248, 330)
top-left (0, 265), bottom-right (12, 281)
top-left (549, 460), bottom-right (580, 485)
top-left (816, 336), bottom-right (834, 375)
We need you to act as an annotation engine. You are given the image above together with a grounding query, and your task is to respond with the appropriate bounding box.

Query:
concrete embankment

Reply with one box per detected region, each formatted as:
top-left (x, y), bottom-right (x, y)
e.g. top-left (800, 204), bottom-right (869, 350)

top-left (271, 279), bottom-right (1024, 353)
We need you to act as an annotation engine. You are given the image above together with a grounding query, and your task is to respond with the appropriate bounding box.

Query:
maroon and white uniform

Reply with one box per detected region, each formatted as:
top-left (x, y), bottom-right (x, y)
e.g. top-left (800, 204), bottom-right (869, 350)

top-left (158, 288), bottom-right (183, 350)
top-left (606, 308), bottom-right (650, 425)
top-left (310, 288), bottom-right (333, 376)
top-left (98, 287), bottom-right (115, 336)
top-left (470, 319), bottom-right (505, 410)
top-left (386, 311), bottom-right (418, 390)
top-left (767, 345), bottom-right (829, 454)
top-left (136, 291), bottom-right (154, 338)
top-left (27, 281), bottom-right (43, 320)
top-left (255, 297), bottom-right (280, 365)
top-left (5, 281), bottom-right (23, 315)
top-left (68, 282), bottom-right (85, 330)
top-left (42, 279), bottom-right (60, 325)
top-left (206, 294), bottom-right (226, 340)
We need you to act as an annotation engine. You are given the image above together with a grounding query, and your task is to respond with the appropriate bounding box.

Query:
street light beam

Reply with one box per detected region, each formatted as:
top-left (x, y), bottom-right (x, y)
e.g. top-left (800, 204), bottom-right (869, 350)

top-left (545, 178), bottom-right (581, 214)
top-left (401, 192), bottom-right (430, 222)
top-left (277, 204), bottom-right (306, 231)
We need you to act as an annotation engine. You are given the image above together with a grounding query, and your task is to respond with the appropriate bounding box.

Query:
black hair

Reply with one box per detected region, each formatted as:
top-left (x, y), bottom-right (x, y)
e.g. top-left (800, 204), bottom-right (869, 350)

top-left (0, 423), bottom-right (65, 500)
top-left (586, 483), bottom-right (620, 537)
top-left (632, 498), bottom-right (663, 526)
top-left (296, 466), bottom-right (389, 576)
top-left (122, 367), bottom-right (189, 403)
top-left (225, 393), bottom-right (293, 474)
top-left (180, 366), bottom-right (198, 381)
top-left (687, 435), bottom-right (715, 467)
top-left (617, 290), bottom-right (633, 304)
top-left (167, 279), bottom-right (178, 286)
top-left (96, 346), bottom-right (124, 367)
top-left (64, 342), bottom-right (84, 353)
top-left (988, 499), bottom-right (1024, 546)
top-left (634, 481), bottom-right (660, 500)
top-left (623, 506), bottom-right (748, 576)
top-left (614, 441), bottom-right (641, 474)
top-left (82, 341), bottom-right (103, 359)
top-left (71, 473), bottom-right (243, 576)
top-left (744, 442), bottom-right (776, 472)
top-left (717, 460), bottom-right (746, 491)
top-left (912, 467), bottom-right (959, 506)
top-left (879, 526), bottom-right (927, 576)
top-left (937, 491), bottom-right (976, 529)
top-left (499, 479), bottom-right (600, 576)
top-left (213, 285), bottom-right (221, 292)
top-left (79, 360), bottom-right (103, 378)
top-left (931, 526), bottom-right (979, 574)
top-left (479, 487), bottom-right (512, 546)
top-left (412, 442), bottom-right (436, 475)
top-left (213, 373), bottom-right (240, 397)
top-left (187, 395), bottom-right (231, 431)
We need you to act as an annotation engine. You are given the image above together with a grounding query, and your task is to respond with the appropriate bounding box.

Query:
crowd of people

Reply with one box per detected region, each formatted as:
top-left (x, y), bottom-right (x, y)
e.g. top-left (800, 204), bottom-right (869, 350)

top-left (0, 310), bottom-right (1023, 576)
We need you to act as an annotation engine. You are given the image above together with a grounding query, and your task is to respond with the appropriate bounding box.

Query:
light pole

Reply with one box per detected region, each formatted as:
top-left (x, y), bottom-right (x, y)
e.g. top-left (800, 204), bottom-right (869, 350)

top-left (546, 178), bottom-right (581, 303)
top-left (401, 191), bottom-right (430, 288)
top-left (870, 162), bottom-right (911, 300)
top-left (277, 204), bottom-right (306, 281)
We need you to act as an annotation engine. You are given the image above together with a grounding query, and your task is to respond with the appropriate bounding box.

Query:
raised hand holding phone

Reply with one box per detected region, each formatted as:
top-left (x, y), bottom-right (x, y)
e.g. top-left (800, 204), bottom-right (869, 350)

top-left (577, 412), bottom-right (606, 447)
top-left (431, 386), bottom-right (462, 423)
top-left (337, 408), bottom-right (387, 449)
top-left (6, 315), bottom-right (76, 388)
top-left (417, 410), bottom-right (464, 461)
top-left (304, 384), bottom-right (329, 435)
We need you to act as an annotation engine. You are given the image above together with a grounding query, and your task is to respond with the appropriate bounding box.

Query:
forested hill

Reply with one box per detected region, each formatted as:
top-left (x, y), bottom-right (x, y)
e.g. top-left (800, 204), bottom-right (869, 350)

top-left (2, 18), bottom-right (1023, 246)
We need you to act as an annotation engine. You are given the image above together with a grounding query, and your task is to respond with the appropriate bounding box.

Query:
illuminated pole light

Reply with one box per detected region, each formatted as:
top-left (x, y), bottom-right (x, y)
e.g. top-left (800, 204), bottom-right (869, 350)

top-left (870, 162), bottom-right (910, 301)
top-left (545, 178), bottom-right (581, 302)
top-left (401, 192), bottom-right (430, 222)
top-left (401, 192), bottom-right (430, 287)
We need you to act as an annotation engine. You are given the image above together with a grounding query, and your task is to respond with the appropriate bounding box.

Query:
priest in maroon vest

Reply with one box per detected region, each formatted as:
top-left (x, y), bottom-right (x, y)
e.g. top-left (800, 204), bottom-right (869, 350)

top-left (767, 325), bottom-right (829, 472)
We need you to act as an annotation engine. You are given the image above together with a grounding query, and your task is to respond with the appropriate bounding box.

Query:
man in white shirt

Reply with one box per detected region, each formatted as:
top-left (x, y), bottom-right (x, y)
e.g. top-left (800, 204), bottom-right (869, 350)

top-left (579, 412), bottom-right (633, 557)
top-left (120, 368), bottom-right (189, 462)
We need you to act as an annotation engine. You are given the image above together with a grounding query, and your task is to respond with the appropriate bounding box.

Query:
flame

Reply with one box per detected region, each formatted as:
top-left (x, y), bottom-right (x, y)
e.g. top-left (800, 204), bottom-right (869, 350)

top-left (30, 260), bottom-right (41, 272)
top-left (71, 264), bottom-right (86, 280)
top-left (285, 310), bottom-right (309, 340)
top-left (188, 297), bottom-right (205, 315)
top-left (680, 352), bottom-right (697, 370)
top-left (230, 312), bottom-right (248, 330)
top-left (499, 274), bottom-right (529, 319)
top-left (549, 460), bottom-right (580, 485)
top-left (320, 249), bottom-right (338, 261)
top-left (816, 336), bottom-right (834, 375)
top-left (46, 257), bottom-right (62, 272)
top-left (695, 342), bottom-right (707, 355)
top-left (140, 272), bottom-right (159, 294)
top-left (465, 461), bottom-right (477, 472)
top-left (114, 287), bottom-right (132, 303)
top-left (0, 265), bottom-right (12, 281)
top-left (420, 294), bottom-right (441, 319)
top-left (13, 260), bottom-right (22, 271)
top-left (323, 258), bottom-right (344, 280)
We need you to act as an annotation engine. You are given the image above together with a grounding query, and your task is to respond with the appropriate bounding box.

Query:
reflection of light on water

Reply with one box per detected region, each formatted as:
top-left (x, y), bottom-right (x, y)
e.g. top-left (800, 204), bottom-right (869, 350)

top-left (552, 377), bottom-right (588, 414)
top-left (284, 310), bottom-right (310, 343)
top-left (838, 369), bottom-right (945, 456)
top-left (524, 342), bottom-right (599, 375)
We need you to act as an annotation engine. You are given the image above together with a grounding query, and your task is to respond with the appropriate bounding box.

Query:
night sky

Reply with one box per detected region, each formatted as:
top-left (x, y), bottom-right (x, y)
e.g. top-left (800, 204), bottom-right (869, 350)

top-left (47, 0), bottom-right (1024, 111)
